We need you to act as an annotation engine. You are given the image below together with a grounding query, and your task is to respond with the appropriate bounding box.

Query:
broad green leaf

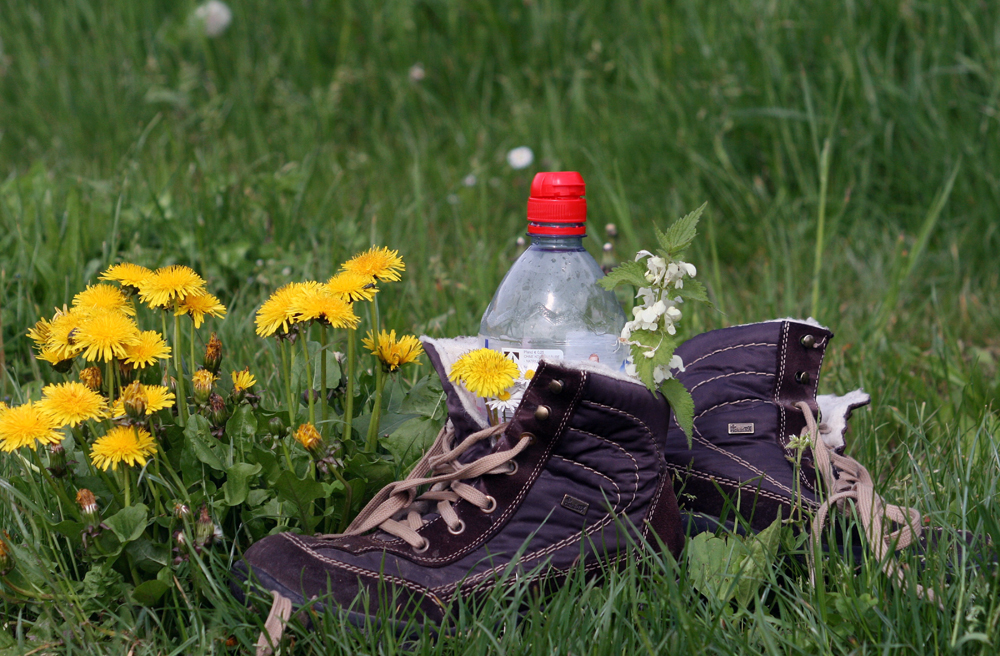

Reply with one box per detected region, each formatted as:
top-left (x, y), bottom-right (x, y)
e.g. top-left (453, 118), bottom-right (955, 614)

top-left (734, 515), bottom-right (782, 607)
top-left (126, 538), bottom-right (171, 572)
top-left (132, 579), bottom-right (170, 606)
top-left (273, 470), bottom-right (325, 520)
top-left (399, 374), bottom-right (446, 419)
top-left (598, 259), bottom-right (648, 292)
top-left (224, 462), bottom-right (263, 506)
top-left (686, 532), bottom-right (733, 604)
top-left (104, 504), bottom-right (149, 544)
top-left (657, 202), bottom-right (706, 256)
top-left (184, 415), bottom-right (225, 471)
top-left (312, 346), bottom-right (343, 389)
top-left (225, 404), bottom-right (258, 441)
top-left (381, 416), bottom-right (439, 467)
top-left (660, 377), bottom-right (694, 442)
top-left (674, 278), bottom-right (711, 305)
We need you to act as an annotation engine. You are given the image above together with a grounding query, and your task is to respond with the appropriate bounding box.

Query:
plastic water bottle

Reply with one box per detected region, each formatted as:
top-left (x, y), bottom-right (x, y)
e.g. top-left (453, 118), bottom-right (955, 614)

top-left (479, 171), bottom-right (627, 372)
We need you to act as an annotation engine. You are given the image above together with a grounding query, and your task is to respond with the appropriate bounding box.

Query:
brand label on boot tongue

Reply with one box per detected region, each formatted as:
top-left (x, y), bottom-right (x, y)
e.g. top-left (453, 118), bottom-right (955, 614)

top-left (560, 494), bottom-right (590, 516)
top-left (728, 423), bottom-right (755, 435)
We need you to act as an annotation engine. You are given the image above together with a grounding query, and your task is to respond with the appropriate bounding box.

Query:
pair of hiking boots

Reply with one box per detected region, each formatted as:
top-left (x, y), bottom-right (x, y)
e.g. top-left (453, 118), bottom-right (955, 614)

top-left (233, 319), bottom-right (955, 652)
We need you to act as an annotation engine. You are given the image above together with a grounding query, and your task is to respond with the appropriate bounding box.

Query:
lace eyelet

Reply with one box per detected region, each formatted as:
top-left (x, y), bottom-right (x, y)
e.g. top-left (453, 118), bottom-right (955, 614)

top-left (520, 432), bottom-right (536, 445)
top-left (412, 538), bottom-right (429, 554)
top-left (505, 461), bottom-right (518, 476)
top-left (481, 495), bottom-right (497, 514)
top-left (447, 520), bottom-right (466, 535)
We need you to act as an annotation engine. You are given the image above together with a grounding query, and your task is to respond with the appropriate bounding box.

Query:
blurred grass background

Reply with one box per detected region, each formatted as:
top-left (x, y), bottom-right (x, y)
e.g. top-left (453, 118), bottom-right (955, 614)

top-left (1, 0), bottom-right (999, 651)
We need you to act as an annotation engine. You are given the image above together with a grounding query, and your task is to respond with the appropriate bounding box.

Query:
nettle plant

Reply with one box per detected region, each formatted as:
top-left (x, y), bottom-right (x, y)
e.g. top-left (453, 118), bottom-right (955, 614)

top-left (0, 247), bottom-right (443, 611)
top-left (599, 203), bottom-right (710, 439)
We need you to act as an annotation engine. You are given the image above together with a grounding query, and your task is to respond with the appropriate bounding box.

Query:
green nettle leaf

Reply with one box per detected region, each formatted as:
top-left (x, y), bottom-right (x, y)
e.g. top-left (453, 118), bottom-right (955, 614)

top-left (225, 404), bottom-right (258, 441)
top-left (104, 504), bottom-right (149, 544)
top-left (132, 579), bottom-right (170, 607)
top-left (224, 462), bottom-right (263, 506)
top-left (184, 415), bottom-right (226, 472)
top-left (657, 202), bottom-right (706, 256)
top-left (659, 377), bottom-right (694, 442)
top-left (598, 259), bottom-right (648, 291)
top-left (675, 278), bottom-right (710, 304)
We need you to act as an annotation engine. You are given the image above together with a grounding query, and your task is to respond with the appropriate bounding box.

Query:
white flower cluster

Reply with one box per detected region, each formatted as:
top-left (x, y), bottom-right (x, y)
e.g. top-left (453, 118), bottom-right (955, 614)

top-left (485, 362), bottom-right (534, 422)
top-left (621, 250), bottom-right (696, 383)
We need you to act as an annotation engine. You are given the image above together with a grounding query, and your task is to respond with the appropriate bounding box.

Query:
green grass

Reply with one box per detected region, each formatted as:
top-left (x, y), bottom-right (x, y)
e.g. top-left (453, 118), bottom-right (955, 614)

top-left (1, 0), bottom-right (999, 652)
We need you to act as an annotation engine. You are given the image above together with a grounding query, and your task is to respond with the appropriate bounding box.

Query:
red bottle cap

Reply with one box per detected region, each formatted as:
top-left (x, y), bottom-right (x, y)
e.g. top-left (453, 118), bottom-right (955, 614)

top-left (527, 171), bottom-right (587, 236)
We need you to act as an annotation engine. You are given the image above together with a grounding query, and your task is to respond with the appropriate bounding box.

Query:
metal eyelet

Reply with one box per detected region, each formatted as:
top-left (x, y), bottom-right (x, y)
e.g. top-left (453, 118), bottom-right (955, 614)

top-left (447, 520), bottom-right (466, 536)
top-left (505, 461), bottom-right (518, 476)
top-left (520, 432), bottom-right (536, 445)
top-left (795, 371), bottom-right (811, 385)
top-left (548, 380), bottom-right (564, 394)
top-left (481, 496), bottom-right (497, 514)
top-left (412, 538), bottom-right (429, 554)
top-left (534, 405), bottom-right (551, 421)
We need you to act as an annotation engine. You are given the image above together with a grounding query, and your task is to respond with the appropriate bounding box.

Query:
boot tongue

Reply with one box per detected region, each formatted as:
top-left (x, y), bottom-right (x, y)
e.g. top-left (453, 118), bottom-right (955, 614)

top-left (421, 336), bottom-right (492, 464)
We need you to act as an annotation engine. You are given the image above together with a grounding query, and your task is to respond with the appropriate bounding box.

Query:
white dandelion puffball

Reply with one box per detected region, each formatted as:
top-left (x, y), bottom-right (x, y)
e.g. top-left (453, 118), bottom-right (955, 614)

top-left (506, 146), bottom-right (534, 170)
top-left (193, 1), bottom-right (232, 38)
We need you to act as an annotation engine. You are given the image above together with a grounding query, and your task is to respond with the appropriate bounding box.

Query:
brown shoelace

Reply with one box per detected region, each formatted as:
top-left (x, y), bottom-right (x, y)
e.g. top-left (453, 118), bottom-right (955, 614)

top-left (798, 401), bottom-right (938, 606)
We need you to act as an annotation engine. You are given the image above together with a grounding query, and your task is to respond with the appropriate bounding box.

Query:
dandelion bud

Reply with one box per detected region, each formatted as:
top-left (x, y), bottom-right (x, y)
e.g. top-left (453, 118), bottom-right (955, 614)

top-left (0, 532), bottom-right (13, 576)
top-left (47, 443), bottom-right (68, 478)
top-left (294, 423), bottom-right (323, 453)
top-left (192, 369), bottom-right (217, 405)
top-left (203, 333), bottom-right (223, 375)
top-left (76, 489), bottom-right (100, 527)
top-left (122, 380), bottom-right (148, 421)
top-left (195, 506), bottom-right (215, 547)
top-left (80, 366), bottom-right (103, 391)
top-left (268, 416), bottom-right (287, 438)
top-left (207, 392), bottom-right (229, 427)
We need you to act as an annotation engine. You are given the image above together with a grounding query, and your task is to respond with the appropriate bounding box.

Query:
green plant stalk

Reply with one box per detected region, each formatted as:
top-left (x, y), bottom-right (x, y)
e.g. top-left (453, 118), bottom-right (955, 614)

top-left (190, 317), bottom-right (197, 380)
top-left (279, 339), bottom-right (295, 430)
top-left (31, 449), bottom-right (80, 522)
top-left (105, 358), bottom-right (114, 402)
top-left (809, 138), bottom-right (831, 320)
top-left (366, 365), bottom-right (386, 452)
top-left (344, 328), bottom-right (357, 443)
top-left (160, 311), bottom-right (171, 382)
top-left (319, 324), bottom-right (329, 428)
top-left (122, 466), bottom-right (131, 507)
top-left (173, 311), bottom-right (188, 426)
top-left (302, 326), bottom-right (315, 427)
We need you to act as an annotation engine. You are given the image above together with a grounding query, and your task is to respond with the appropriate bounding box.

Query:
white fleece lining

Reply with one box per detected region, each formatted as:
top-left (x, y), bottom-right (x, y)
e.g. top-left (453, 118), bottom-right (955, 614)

top-left (816, 390), bottom-right (870, 449)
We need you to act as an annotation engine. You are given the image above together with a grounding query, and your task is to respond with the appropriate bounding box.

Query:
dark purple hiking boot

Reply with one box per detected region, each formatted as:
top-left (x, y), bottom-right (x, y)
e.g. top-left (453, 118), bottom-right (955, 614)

top-left (663, 319), bottom-right (991, 604)
top-left (233, 337), bottom-right (684, 653)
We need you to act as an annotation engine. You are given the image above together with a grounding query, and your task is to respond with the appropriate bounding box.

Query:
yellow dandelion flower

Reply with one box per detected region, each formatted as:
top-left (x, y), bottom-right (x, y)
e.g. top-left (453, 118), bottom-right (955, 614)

top-left (290, 282), bottom-right (360, 329)
top-left (232, 368), bottom-right (256, 392)
top-left (72, 283), bottom-right (135, 317)
top-left (143, 385), bottom-right (176, 414)
top-left (341, 246), bottom-right (405, 282)
top-left (44, 307), bottom-right (86, 361)
top-left (0, 402), bottom-right (63, 452)
top-left (123, 331), bottom-right (171, 369)
top-left (73, 310), bottom-right (141, 362)
top-left (37, 382), bottom-right (109, 427)
top-left (175, 291), bottom-right (227, 328)
top-left (138, 265), bottom-right (206, 309)
top-left (255, 283), bottom-right (304, 337)
top-left (0, 401), bottom-right (7, 415)
top-left (26, 316), bottom-right (52, 351)
top-left (448, 348), bottom-right (519, 399)
top-left (90, 426), bottom-right (157, 471)
top-left (37, 346), bottom-right (71, 367)
top-left (80, 366), bottom-right (103, 391)
top-left (192, 369), bottom-right (217, 394)
top-left (326, 271), bottom-right (378, 303)
top-left (362, 330), bottom-right (424, 372)
top-left (294, 423), bottom-right (322, 451)
top-left (100, 263), bottom-right (152, 291)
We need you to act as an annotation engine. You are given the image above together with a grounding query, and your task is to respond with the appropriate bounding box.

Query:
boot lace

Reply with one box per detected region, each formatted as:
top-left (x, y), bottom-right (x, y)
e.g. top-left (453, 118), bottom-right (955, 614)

top-left (797, 401), bottom-right (938, 605)
top-left (255, 421), bottom-right (526, 655)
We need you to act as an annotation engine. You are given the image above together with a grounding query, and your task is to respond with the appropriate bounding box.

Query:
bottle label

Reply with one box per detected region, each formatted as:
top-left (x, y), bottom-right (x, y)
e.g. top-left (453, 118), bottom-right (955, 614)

top-left (482, 339), bottom-right (563, 375)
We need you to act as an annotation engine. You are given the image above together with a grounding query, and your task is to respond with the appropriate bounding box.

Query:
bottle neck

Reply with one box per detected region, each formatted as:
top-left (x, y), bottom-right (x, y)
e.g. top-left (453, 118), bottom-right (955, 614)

top-left (528, 233), bottom-right (586, 250)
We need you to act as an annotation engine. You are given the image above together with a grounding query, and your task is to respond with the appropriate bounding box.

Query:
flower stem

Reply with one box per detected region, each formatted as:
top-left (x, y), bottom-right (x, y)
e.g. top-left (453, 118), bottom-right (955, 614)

top-left (32, 449), bottom-right (80, 522)
top-left (122, 466), bottom-right (132, 508)
top-left (332, 467), bottom-right (353, 533)
top-left (189, 318), bottom-right (197, 379)
top-left (319, 325), bottom-right (329, 429)
top-left (173, 311), bottom-right (188, 427)
top-left (344, 328), bottom-right (356, 443)
top-left (366, 365), bottom-right (386, 452)
top-left (279, 339), bottom-right (295, 430)
top-left (105, 359), bottom-right (115, 402)
top-left (160, 312), bottom-right (171, 383)
top-left (302, 328), bottom-right (315, 427)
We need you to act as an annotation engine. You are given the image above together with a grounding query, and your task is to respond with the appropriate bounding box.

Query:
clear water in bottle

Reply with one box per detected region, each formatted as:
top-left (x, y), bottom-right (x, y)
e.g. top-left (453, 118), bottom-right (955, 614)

top-left (478, 171), bottom-right (627, 373)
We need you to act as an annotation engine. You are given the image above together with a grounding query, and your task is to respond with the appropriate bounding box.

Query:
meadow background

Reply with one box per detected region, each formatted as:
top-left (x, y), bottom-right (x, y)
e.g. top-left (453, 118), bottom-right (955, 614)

top-left (1, 0), bottom-right (999, 653)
